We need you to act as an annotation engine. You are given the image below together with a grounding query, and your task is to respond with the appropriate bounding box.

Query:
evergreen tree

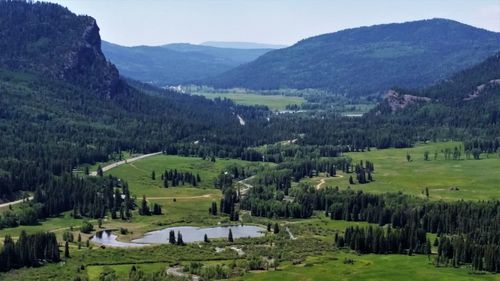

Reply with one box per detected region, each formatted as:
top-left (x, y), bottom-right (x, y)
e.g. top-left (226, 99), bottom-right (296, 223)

top-left (97, 165), bottom-right (103, 177)
top-left (64, 241), bottom-right (70, 258)
top-left (273, 223), bottom-right (280, 234)
top-left (177, 231), bottom-right (184, 246)
top-left (169, 230), bottom-right (176, 244)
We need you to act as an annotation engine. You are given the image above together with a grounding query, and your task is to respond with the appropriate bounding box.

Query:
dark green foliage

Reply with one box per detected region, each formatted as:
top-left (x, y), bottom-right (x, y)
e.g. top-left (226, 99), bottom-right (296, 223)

top-left (64, 241), bottom-right (70, 258)
top-left (338, 225), bottom-right (427, 255)
top-left (0, 231), bottom-right (60, 272)
top-left (208, 19), bottom-right (500, 96)
top-left (228, 229), bottom-right (234, 242)
top-left (177, 231), bottom-right (184, 246)
top-left (168, 230), bottom-right (176, 244)
top-left (162, 169), bottom-right (200, 187)
top-left (273, 223), bottom-right (280, 234)
top-left (80, 221), bottom-right (94, 234)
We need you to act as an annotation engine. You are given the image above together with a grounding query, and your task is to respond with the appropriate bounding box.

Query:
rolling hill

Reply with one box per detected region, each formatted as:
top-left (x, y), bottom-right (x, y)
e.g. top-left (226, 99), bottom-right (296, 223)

top-left (101, 41), bottom-right (273, 86)
top-left (206, 19), bottom-right (500, 96)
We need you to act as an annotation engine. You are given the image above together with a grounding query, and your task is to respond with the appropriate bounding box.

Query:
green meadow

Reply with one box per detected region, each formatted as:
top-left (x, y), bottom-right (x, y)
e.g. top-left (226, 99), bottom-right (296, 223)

top-left (302, 142), bottom-right (500, 201)
top-left (193, 92), bottom-right (305, 111)
top-left (106, 154), bottom-right (269, 197)
top-left (236, 252), bottom-right (500, 281)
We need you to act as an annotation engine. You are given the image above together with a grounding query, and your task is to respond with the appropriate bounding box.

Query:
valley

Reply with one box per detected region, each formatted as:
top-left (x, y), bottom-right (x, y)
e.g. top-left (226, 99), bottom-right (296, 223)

top-left (0, 1), bottom-right (499, 280)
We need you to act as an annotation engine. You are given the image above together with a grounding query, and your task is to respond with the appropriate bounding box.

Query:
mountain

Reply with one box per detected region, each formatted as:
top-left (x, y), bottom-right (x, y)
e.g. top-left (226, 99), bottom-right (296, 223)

top-left (0, 1), bottom-right (288, 201)
top-left (365, 51), bottom-right (500, 144)
top-left (201, 41), bottom-right (287, 49)
top-left (101, 41), bottom-right (272, 85)
top-left (0, 1), bottom-right (122, 98)
top-left (207, 19), bottom-right (500, 96)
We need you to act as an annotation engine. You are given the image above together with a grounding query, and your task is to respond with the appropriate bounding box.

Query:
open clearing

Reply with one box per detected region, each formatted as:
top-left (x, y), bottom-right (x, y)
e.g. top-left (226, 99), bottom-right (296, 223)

top-left (301, 142), bottom-right (500, 201)
top-left (192, 92), bottom-right (305, 111)
top-left (236, 252), bottom-right (500, 281)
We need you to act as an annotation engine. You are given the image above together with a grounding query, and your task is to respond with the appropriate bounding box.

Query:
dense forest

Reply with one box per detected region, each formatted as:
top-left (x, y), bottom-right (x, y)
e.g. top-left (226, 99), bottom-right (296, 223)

top-left (206, 19), bottom-right (500, 96)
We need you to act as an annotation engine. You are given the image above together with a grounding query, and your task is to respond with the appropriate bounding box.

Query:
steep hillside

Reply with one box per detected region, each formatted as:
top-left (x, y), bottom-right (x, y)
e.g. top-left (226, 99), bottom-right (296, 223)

top-left (207, 19), bottom-right (500, 96)
top-left (102, 41), bottom-right (271, 85)
top-left (0, 1), bottom-right (288, 202)
top-left (0, 1), bottom-right (122, 98)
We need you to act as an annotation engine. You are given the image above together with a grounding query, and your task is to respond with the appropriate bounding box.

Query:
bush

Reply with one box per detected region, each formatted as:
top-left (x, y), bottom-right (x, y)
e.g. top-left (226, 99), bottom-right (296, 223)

top-left (80, 221), bottom-right (94, 234)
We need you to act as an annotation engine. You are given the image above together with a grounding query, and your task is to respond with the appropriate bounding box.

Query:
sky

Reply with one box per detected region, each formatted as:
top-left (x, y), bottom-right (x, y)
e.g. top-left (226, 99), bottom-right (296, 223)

top-left (44, 0), bottom-right (500, 47)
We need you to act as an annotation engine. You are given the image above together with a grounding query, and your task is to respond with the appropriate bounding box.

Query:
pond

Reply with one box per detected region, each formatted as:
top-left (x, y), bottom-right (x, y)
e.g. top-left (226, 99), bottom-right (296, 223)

top-left (91, 230), bottom-right (147, 247)
top-left (133, 225), bottom-right (265, 244)
top-left (91, 225), bottom-right (265, 247)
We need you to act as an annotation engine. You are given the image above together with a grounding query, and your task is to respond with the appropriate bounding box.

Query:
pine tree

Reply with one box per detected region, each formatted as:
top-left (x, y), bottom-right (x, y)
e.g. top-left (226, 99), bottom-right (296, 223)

top-left (177, 231), bottom-right (184, 246)
top-left (273, 223), bottom-right (280, 234)
top-left (64, 241), bottom-right (70, 258)
top-left (228, 229), bottom-right (234, 242)
top-left (97, 165), bottom-right (103, 177)
top-left (168, 230), bottom-right (176, 244)
top-left (204, 234), bottom-right (209, 243)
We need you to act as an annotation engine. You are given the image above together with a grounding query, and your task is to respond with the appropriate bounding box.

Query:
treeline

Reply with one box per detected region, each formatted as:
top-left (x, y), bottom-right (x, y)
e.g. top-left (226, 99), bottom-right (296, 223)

top-left (325, 189), bottom-right (500, 272)
top-left (336, 225), bottom-right (430, 255)
top-left (34, 174), bottom-right (134, 220)
top-left (0, 231), bottom-right (60, 272)
top-left (241, 144), bottom-right (347, 163)
top-left (437, 234), bottom-right (500, 272)
top-left (161, 169), bottom-right (201, 187)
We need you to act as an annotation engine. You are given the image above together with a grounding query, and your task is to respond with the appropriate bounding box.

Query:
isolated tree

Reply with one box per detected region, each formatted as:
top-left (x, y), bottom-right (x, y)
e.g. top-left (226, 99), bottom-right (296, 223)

top-left (228, 229), bottom-right (234, 242)
top-left (204, 234), bottom-right (209, 243)
top-left (97, 165), bottom-right (103, 177)
top-left (64, 241), bottom-right (70, 258)
top-left (273, 223), bottom-right (280, 234)
top-left (406, 153), bottom-right (411, 162)
top-left (177, 231), bottom-right (184, 245)
top-left (349, 176), bottom-right (354, 185)
top-left (139, 195), bottom-right (150, 216)
top-left (151, 170), bottom-right (156, 180)
top-left (169, 230), bottom-right (176, 244)
top-left (424, 151), bottom-right (429, 161)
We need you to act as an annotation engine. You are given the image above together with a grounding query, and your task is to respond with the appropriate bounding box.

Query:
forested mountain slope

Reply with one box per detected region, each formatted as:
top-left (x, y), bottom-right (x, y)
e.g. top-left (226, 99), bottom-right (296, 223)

top-left (271, 52), bottom-right (500, 150)
top-left (0, 1), bottom-right (287, 202)
top-left (102, 41), bottom-right (271, 86)
top-left (207, 19), bottom-right (500, 96)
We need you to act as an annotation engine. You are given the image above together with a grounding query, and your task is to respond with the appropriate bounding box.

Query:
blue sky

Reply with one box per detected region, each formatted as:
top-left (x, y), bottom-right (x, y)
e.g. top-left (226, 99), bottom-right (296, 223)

top-left (44, 0), bottom-right (500, 46)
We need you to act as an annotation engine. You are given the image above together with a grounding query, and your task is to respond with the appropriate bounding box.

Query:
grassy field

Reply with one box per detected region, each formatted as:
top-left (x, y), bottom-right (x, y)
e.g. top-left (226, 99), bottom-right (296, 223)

top-left (192, 92), bottom-right (305, 111)
top-left (235, 252), bottom-right (500, 281)
top-left (106, 154), bottom-right (266, 197)
top-left (302, 142), bottom-right (500, 201)
top-left (0, 155), bottom-right (269, 243)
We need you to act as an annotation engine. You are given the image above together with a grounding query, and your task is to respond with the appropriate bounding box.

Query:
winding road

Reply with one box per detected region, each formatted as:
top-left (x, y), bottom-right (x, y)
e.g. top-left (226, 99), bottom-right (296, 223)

top-left (0, 196), bottom-right (34, 209)
top-left (90, 152), bottom-right (162, 176)
top-left (1, 152), bottom-right (162, 209)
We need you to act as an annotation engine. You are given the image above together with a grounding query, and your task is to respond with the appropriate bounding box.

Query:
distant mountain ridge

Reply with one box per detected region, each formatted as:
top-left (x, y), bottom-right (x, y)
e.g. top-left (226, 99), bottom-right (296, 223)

top-left (201, 41), bottom-right (287, 49)
top-left (101, 41), bottom-right (273, 86)
top-left (206, 19), bottom-right (500, 96)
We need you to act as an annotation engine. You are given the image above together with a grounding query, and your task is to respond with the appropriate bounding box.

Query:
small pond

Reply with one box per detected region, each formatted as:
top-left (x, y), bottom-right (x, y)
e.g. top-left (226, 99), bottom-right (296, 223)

top-left (91, 230), bottom-right (147, 247)
top-left (133, 225), bottom-right (265, 244)
top-left (91, 225), bottom-right (265, 247)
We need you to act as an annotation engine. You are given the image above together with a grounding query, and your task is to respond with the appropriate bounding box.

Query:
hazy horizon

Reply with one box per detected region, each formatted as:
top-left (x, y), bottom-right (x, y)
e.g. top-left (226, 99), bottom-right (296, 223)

top-left (42, 0), bottom-right (500, 47)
